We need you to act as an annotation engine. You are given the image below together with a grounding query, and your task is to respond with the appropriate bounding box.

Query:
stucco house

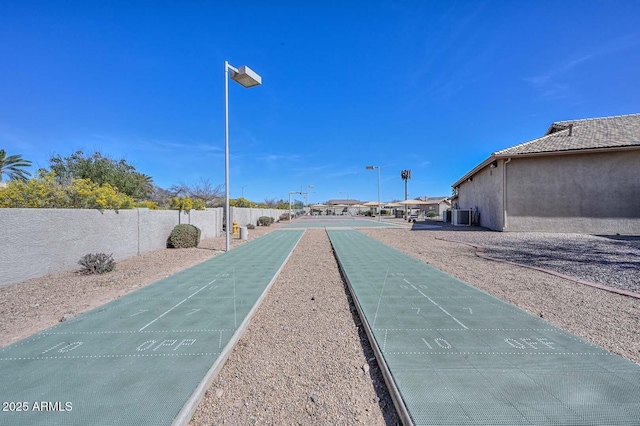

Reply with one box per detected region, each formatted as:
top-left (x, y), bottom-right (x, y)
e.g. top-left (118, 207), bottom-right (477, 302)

top-left (418, 196), bottom-right (451, 216)
top-left (451, 113), bottom-right (640, 234)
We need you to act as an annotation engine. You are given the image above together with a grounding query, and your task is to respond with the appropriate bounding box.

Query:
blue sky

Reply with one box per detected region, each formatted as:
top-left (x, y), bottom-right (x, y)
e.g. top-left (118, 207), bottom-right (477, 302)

top-left (2, 1), bottom-right (639, 204)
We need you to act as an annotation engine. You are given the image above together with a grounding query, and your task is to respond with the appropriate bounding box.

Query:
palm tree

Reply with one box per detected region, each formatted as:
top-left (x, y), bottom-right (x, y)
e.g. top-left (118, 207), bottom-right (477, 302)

top-left (0, 150), bottom-right (32, 182)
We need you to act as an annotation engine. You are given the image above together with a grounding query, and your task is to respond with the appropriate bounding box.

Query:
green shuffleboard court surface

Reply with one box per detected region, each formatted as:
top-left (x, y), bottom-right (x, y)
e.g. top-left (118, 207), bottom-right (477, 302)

top-left (0, 229), bottom-right (304, 426)
top-left (284, 216), bottom-right (400, 228)
top-left (327, 229), bottom-right (640, 425)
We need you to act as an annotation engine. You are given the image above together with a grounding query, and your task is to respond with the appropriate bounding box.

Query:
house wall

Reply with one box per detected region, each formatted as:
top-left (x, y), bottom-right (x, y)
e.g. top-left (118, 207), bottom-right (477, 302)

top-left (457, 160), bottom-right (505, 230)
top-left (505, 150), bottom-right (640, 234)
top-left (0, 207), bottom-right (222, 288)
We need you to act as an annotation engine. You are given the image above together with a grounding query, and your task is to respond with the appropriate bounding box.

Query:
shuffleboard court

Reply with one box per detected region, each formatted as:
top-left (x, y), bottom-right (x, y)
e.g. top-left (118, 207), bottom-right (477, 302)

top-left (328, 229), bottom-right (640, 425)
top-left (284, 216), bottom-right (400, 228)
top-left (0, 229), bottom-right (304, 426)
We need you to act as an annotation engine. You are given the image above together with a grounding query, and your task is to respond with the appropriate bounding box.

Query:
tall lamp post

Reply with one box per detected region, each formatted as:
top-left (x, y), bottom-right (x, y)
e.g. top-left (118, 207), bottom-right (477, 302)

top-left (305, 184), bottom-right (314, 208)
top-left (366, 166), bottom-right (381, 222)
top-left (401, 170), bottom-right (411, 220)
top-left (224, 61), bottom-right (262, 252)
top-left (241, 185), bottom-right (248, 199)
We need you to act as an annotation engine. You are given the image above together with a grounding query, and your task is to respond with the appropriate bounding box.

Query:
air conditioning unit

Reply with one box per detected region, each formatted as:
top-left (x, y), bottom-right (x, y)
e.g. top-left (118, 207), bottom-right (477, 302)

top-left (452, 209), bottom-right (472, 226)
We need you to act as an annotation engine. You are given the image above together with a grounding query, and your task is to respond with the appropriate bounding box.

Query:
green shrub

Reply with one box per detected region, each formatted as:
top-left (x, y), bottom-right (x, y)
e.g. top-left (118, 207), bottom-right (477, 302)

top-left (258, 216), bottom-right (272, 226)
top-left (247, 223), bottom-right (255, 229)
top-left (427, 211), bottom-right (437, 217)
top-left (279, 212), bottom-right (291, 221)
top-left (168, 224), bottom-right (201, 248)
top-left (78, 253), bottom-right (116, 275)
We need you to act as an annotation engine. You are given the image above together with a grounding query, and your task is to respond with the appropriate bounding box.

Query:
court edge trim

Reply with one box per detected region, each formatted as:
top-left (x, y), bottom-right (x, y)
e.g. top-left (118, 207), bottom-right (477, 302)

top-left (172, 229), bottom-right (306, 426)
top-left (327, 229), bottom-right (414, 426)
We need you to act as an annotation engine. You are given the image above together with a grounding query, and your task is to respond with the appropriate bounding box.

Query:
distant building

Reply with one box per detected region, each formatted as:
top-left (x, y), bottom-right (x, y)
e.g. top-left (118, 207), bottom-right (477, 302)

top-left (326, 199), bottom-right (360, 206)
top-left (418, 196), bottom-right (451, 216)
top-left (452, 113), bottom-right (640, 234)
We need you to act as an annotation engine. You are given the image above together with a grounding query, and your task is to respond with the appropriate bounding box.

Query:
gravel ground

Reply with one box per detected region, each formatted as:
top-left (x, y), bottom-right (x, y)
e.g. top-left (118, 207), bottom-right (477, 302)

top-left (190, 229), bottom-right (398, 426)
top-left (440, 231), bottom-right (640, 294)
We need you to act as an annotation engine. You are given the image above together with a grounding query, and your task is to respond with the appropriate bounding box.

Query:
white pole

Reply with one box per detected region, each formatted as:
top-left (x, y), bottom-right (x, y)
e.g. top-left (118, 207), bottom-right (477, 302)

top-left (224, 61), bottom-right (231, 251)
top-left (289, 192), bottom-right (292, 223)
top-left (377, 167), bottom-right (381, 222)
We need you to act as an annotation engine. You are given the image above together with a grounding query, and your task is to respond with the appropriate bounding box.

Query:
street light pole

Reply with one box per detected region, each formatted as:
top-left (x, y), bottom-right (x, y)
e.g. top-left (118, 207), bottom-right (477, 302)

top-left (366, 166), bottom-right (381, 222)
top-left (224, 61), bottom-right (262, 252)
top-left (241, 185), bottom-right (248, 198)
top-left (305, 185), bottom-right (314, 206)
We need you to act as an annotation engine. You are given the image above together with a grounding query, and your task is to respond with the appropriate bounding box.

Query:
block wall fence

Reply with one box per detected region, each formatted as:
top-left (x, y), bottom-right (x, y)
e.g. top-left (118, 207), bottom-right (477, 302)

top-left (0, 206), bottom-right (290, 288)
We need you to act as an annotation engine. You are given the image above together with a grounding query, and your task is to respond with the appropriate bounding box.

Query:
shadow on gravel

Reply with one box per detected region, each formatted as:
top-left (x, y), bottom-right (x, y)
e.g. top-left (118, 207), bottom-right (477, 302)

top-left (409, 221), bottom-right (489, 232)
top-left (595, 235), bottom-right (640, 242)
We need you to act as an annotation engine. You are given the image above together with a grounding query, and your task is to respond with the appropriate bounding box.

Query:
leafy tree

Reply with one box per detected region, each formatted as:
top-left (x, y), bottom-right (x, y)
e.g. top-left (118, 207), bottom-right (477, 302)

top-left (229, 197), bottom-right (257, 208)
top-left (0, 171), bottom-right (134, 210)
top-left (169, 196), bottom-right (205, 224)
top-left (47, 150), bottom-right (153, 200)
top-left (0, 149), bottom-right (32, 182)
top-left (135, 200), bottom-right (160, 210)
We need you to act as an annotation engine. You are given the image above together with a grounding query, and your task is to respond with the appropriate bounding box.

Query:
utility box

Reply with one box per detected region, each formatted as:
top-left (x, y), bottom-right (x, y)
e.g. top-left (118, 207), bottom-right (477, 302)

top-left (452, 209), bottom-right (472, 226)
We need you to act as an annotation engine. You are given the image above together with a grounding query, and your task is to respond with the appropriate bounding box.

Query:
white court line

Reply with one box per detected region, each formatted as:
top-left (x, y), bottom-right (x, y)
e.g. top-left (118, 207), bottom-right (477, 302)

top-left (233, 268), bottom-right (237, 329)
top-left (403, 278), bottom-right (411, 284)
top-left (372, 268), bottom-right (390, 330)
top-left (410, 284), bottom-right (468, 329)
top-left (138, 279), bottom-right (217, 332)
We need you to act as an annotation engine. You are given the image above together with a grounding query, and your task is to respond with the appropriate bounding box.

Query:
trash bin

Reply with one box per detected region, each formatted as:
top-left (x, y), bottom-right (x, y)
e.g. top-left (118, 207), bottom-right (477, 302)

top-left (239, 226), bottom-right (248, 240)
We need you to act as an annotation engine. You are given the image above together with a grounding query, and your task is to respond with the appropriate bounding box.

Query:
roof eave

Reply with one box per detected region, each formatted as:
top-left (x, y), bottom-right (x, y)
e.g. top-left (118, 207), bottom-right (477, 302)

top-left (494, 144), bottom-right (640, 159)
top-left (451, 155), bottom-right (496, 189)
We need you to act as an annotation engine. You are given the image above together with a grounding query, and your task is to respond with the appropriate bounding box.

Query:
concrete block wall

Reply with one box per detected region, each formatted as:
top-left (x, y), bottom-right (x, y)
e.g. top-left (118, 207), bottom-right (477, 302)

top-left (0, 207), bottom-right (222, 288)
top-left (229, 207), bottom-right (287, 227)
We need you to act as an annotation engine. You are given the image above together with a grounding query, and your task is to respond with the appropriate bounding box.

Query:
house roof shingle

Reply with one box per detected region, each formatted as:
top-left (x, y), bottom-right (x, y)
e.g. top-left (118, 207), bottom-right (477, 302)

top-left (452, 113), bottom-right (640, 188)
top-left (495, 113), bottom-right (640, 156)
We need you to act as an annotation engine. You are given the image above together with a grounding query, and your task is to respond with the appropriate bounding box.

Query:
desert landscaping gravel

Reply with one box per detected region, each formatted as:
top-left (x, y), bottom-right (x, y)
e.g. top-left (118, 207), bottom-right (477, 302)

top-left (1, 220), bottom-right (639, 425)
top-left (440, 231), bottom-right (640, 294)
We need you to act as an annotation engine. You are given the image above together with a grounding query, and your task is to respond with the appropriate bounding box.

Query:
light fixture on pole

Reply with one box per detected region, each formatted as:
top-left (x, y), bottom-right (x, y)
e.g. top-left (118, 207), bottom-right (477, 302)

top-left (366, 166), bottom-right (381, 222)
top-left (224, 61), bottom-right (262, 252)
top-left (241, 185), bottom-right (248, 199)
top-left (289, 191), bottom-right (303, 223)
top-left (305, 185), bottom-right (314, 206)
